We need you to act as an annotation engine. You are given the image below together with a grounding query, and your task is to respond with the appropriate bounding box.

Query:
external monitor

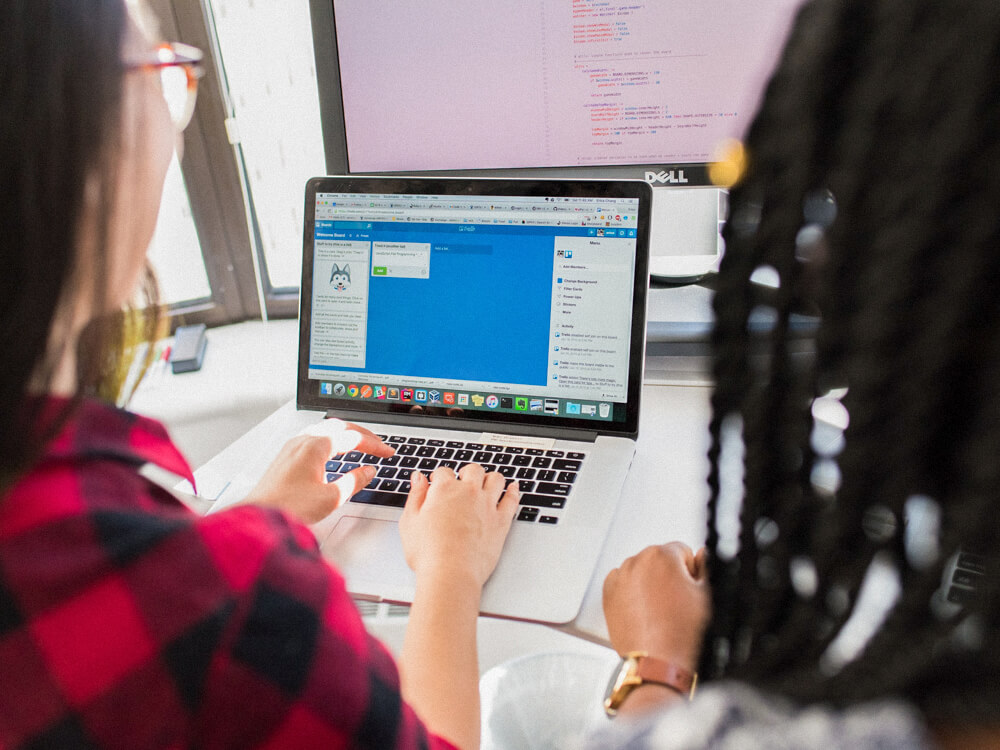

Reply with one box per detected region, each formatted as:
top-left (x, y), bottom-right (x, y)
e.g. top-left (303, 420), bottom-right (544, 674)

top-left (308, 0), bottom-right (802, 280)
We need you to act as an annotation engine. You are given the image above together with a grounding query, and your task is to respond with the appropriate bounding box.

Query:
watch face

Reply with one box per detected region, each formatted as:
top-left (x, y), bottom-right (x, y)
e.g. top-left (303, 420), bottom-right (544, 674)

top-left (605, 658), bottom-right (625, 697)
top-left (603, 655), bottom-right (638, 715)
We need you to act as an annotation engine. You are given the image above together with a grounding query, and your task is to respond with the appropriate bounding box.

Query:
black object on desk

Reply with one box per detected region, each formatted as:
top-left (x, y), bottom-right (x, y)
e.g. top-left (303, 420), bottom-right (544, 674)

top-left (170, 324), bottom-right (208, 374)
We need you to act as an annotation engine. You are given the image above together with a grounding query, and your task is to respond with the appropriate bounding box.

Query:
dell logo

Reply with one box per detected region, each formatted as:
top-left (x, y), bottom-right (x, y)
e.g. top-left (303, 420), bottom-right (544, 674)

top-left (645, 170), bottom-right (689, 185)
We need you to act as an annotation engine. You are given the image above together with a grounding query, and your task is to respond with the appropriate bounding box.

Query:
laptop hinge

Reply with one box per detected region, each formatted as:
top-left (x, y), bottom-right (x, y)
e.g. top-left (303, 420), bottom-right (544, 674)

top-left (320, 410), bottom-right (603, 443)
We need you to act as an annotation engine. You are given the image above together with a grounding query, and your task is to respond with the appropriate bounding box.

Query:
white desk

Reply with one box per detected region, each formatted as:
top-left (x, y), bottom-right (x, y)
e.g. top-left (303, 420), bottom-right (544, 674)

top-left (190, 382), bottom-right (711, 644)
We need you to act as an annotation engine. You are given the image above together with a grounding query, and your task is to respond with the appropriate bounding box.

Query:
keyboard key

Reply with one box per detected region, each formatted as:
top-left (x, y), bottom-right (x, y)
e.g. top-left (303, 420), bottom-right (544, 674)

top-left (418, 458), bottom-right (439, 471)
top-left (557, 471), bottom-right (578, 483)
top-left (400, 456), bottom-right (419, 468)
top-left (552, 459), bottom-right (582, 472)
top-left (516, 467), bottom-right (536, 479)
top-left (380, 479), bottom-right (400, 492)
top-left (397, 444), bottom-right (417, 456)
top-left (947, 586), bottom-right (976, 605)
top-left (537, 469), bottom-right (556, 482)
top-left (466, 443), bottom-right (484, 450)
top-left (407, 437), bottom-right (427, 444)
top-left (517, 508), bottom-right (539, 522)
top-left (439, 460), bottom-right (458, 470)
top-left (493, 453), bottom-right (512, 465)
top-left (377, 466), bottom-right (398, 479)
top-left (341, 463), bottom-right (360, 473)
top-left (387, 435), bottom-right (407, 443)
top-left (325, 460), bottom-right (343, 472)
top-left (953, 569), bottom-right (981, 588)
top-left (520, 494), bottom-right (565, 509)
top-left (525, 448), bottom-right (544, 456)
top-left (539, 516), bottom-right (559, 525)
top-left (531, 457), bottom-right (552, 469)
top-left (376, 434), bottom-right (388, 440)
top-left (350, 489), bottom-right (407, 507)
top-left (504, 446), bottom-right (524, 454)
top-left (567, 452), bottom-right (586, 460)
top-left (473, 451), bottom-right (493, 463)
top-left (957, 553), bottom-right (986, 574)
top-left (517, 479), bottom-right (536, 492)
top-left (417, 445), bottom-right (436, 457)
top-left (536, 482), bottom-right (572, 496)
top-left (344, 451), bottom-right (363, 462)
top-left (361, 454), bottom-right (380, 464)
top-left (545, 450), bottom-right (565, 458)
top-left (455, 449), bottom-right (474, 461)
top-left (497, 465), bottom-right (517, 478)
top-left (381, 455), bottom-right (400, 466)
top-left (326, 472), bottom-right (340, 482)
top-left (399, 481), bottom-right (412, 494)
top-left (446, 441), bottom-right (464, 448)
top-left (485, 444), bottom-right (504, 452)
top-left (427, 439), bottom-right (445, 446)
top-left (435, 448), bottom-right (455, 459)
top-left (512, 454), bottom-right (533, 466)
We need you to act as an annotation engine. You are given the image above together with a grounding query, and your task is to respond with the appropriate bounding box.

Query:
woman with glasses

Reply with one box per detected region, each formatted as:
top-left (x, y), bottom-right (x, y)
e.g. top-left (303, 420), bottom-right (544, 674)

top-left (0, 2), bottom-right (516, 749)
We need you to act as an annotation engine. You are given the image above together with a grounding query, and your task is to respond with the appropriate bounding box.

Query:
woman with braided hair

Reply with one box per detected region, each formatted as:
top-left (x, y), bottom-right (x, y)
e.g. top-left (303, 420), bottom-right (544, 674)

top-left (590, 0), bottom-right (1000, 746)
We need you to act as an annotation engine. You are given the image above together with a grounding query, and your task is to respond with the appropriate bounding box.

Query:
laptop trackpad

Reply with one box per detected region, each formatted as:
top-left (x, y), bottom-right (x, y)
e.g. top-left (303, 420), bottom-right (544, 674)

top-left (322, 516), bottom-right (416, 599)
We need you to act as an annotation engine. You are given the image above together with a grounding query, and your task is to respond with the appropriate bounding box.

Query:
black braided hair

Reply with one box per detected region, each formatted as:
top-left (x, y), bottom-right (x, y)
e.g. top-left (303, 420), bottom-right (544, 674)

top-left (702, 0), bottom-right (1000, 724)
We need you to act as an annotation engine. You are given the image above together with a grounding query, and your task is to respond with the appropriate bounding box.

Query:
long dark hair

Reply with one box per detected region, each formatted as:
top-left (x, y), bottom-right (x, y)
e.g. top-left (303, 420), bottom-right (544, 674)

top-left (702, 0), bottom-right (1000, 724)
top-left (0, 0), bottom-right (154, 487)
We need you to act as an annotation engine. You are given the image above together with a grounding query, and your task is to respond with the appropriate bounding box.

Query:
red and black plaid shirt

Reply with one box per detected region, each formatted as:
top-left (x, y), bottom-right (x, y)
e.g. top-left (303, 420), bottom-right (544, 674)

top-left (0, 398), bottom-right (455, 749)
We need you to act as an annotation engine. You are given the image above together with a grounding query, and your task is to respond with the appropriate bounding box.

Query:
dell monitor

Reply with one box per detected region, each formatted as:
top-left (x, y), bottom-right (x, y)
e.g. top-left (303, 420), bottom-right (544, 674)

top-left (309, 0), bottom-right (802, 280)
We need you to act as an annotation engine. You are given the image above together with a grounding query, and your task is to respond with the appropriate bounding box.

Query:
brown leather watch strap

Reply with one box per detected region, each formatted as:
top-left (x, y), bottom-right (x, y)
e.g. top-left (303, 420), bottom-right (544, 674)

top-left (633, 654), bottom-right (696, 696)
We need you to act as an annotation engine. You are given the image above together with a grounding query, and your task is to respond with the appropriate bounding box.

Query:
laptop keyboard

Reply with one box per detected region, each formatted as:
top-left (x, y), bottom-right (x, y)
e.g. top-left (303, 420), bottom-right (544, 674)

top-left (324, 434), bottom-right (588, 525)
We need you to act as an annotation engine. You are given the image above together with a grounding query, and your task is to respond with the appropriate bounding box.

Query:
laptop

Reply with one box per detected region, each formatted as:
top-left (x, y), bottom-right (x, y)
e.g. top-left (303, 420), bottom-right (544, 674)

top-left (298, 176), bottom-right (651, 624)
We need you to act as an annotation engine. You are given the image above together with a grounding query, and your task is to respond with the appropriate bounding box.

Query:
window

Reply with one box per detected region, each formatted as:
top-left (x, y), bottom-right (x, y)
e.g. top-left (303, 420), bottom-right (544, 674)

top-left (143, 0), bottom-right (328, 326)
top-left (147, 155), bottom-right (213, 305)
top-left (206, 0), bottom-right (326, 301)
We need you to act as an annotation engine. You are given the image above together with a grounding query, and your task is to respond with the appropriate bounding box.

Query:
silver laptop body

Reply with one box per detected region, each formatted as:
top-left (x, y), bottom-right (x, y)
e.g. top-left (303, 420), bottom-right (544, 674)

top-left (298, 176), bottom-right (652, 624)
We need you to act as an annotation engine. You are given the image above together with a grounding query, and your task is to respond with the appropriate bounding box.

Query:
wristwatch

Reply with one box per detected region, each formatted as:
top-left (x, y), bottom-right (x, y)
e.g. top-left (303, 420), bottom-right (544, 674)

top-left (603, 651), bottom-right (697, 717)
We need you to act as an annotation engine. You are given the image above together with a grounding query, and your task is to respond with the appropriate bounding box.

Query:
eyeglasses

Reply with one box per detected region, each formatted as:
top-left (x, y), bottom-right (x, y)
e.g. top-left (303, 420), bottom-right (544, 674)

top-left (125, 42), bottom-right (205, 131)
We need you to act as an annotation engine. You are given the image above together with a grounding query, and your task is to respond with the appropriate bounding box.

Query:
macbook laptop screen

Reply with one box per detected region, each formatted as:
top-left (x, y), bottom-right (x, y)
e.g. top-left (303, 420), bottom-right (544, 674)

top-left (297, 177), bottom-right (650, 436)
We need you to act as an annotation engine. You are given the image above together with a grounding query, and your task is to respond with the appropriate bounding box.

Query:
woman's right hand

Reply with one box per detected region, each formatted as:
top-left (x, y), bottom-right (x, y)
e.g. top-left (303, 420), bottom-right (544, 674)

top-left (400, 464), bottom-right (519, 587)
top-left (398, 465), bottom-right (519, 749)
